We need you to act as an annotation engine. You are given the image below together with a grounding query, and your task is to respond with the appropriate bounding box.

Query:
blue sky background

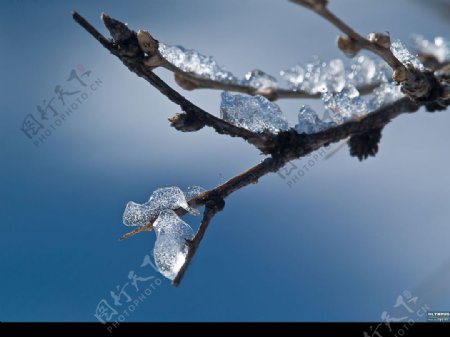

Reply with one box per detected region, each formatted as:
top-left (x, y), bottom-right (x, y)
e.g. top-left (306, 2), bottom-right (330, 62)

top-left (1, 0), bottom-right (450, 322)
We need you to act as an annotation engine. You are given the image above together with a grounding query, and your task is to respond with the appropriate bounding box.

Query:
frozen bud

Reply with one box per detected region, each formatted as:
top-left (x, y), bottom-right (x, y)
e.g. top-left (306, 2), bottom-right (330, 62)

top-left (392, 67), bottom-right (406, 82)
top-left (337, 35), bottom-right (360, 57)
top-left (169, 112), bottom-right (205, 132)
top-left (101, 13), bottom-right (133, 42)
top-left (137, 30), bottom-right (158, 54)
top-left (368, 32), bottom-right (391, 49)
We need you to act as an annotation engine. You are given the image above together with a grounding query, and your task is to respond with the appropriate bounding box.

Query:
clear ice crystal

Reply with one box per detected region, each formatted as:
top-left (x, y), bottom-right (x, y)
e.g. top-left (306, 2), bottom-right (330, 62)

top-left (123, 186), bottom-right (197, 227)
top-left (153, 209), bottom-right (194, 280)
top-left (158, 42), bottom-right (238, 83)
top-left (240, 69), bottom-right (278, 90)
top-left (391, 40), bottom-right (424, 70)
top-left (321, 85), bottom-right (369, 124)
top-left (413, 35), bottom-right (450, 63)
top-left (281, 58), bottom-right (346, 93)
top-left (295, 105), bottom-right (324, 134)
top-left (220, 92), bottom-right (289, 133)
top-left (282, 55), bottom-right (391, 94)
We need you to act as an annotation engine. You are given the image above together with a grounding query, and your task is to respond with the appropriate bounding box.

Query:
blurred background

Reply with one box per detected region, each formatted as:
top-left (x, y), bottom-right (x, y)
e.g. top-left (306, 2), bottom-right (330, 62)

top-left (1, 0), bottom-right (450, 322)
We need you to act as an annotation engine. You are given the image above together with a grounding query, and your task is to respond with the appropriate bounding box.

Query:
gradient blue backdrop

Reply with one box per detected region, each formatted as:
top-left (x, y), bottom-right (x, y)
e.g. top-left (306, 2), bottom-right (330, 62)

top-left (1, 0), bottom-right (450, 322)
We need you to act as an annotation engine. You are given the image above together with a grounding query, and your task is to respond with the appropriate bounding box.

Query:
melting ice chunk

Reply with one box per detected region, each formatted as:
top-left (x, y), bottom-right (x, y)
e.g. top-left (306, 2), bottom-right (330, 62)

top-left (295, 105), bottom-right (324, 134)
top-left (153, 209), bottom-right (194, 238)
top-left (122, 202), bottom-right (158, 228)
top-left (158, 42), bottom-right (238, 83)
top-left (147, 186), bottom-right (189, 211)
top-left (321, 85), bottom-right (369, 124)
top-left (123, 186), bottom-right (198, 226)
top-left (220, 92), bottom-right (289, 133)
top-left (413, 35), bottom-right (450, 63)
top-left (391, 40), bottom-right (424, 70)
top-left (240, 69), bottom-right (278, 90)
top-left (153, 209), bottom-right (194, 280)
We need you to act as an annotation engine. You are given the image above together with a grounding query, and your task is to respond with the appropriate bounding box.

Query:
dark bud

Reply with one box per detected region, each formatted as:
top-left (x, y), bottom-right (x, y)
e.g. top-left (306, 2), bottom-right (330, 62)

top-left (169, 113), bottom-right (205, 132)
top-left (101, 13), bottom-right (141, 58)
top-left (348, 127), bottom-right (383, 161)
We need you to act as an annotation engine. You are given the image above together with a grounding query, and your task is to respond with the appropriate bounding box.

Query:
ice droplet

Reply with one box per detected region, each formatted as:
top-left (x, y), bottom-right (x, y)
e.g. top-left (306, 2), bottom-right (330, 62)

top-left (123, 186), bottom-right (197, 226)
top-left (220, 92), bottom-right (289, 133)
top-left (158, 42), bottom-right (238, 83)
top-left (240, 69), bottom-right (278, 90)
top-left (153, 210), bottom-right (194, 280)
top-left (295, 105), bottom-right (324, 134)
top-left (413, 35), bottom-right (450, 63)
top-left (391, 40), bottom-right (424, 70)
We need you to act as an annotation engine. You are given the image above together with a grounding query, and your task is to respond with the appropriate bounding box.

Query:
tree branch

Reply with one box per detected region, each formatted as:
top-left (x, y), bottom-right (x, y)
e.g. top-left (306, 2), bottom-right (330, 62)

top-left (73, 8), bottom-right (448, 286)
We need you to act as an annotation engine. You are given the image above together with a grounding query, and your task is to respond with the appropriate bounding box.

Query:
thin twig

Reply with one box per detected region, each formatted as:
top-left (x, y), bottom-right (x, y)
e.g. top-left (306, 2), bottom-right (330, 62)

top-left (290, 0), bottom-right (441, 100)
top-left (165, 61), bottom-right (379, 100)
top-left (290, 1), bottom-right (403, 69)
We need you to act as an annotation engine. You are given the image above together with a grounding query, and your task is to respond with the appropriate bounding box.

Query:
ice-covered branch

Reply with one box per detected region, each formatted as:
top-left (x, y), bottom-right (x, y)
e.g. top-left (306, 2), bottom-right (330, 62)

top-left (72, 12), bottom-right (275, 152)
top-left (165, 55), bottom-right (379, 100)
top-left (119, 95), bottom-right (421, 244)
top-left (73, 7), bottom-right (449, 286)
top-left (290, 0), bottom-right (445, 101)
